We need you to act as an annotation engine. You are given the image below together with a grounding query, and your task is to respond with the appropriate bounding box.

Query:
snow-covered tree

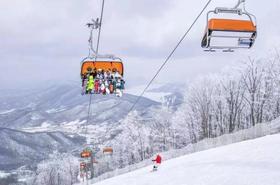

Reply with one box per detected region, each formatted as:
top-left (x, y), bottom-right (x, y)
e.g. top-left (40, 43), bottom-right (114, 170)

top-left (173, 52), bottom-right (280, 144)
top-left (31, 152), bottom-right (79, 185)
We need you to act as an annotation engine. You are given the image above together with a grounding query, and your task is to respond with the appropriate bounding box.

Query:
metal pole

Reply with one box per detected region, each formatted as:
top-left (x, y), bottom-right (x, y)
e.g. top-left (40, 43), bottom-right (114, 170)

top-left (90, 152), bottom-right (94, 179)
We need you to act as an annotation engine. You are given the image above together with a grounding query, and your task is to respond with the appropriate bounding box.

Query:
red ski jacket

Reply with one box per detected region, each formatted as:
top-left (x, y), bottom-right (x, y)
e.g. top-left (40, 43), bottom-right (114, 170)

top-left (153, 155), bottom-right (162, 164)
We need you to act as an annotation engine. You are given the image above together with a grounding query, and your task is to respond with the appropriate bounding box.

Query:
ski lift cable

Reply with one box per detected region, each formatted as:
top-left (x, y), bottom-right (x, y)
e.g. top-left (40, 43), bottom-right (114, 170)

top-left (100, 0), bottom-right (214, 155)
top-left (85, 0), bottom-right (106, 136)
top-left (104, 0), bottom-right (213, 138)
top-left (126, 0), bottom-right (213, 115)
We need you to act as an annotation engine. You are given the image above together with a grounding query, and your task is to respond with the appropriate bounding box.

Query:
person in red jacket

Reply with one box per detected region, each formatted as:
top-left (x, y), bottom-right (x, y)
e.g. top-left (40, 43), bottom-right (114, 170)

top-left (152, 154), bottom-right (162, 171)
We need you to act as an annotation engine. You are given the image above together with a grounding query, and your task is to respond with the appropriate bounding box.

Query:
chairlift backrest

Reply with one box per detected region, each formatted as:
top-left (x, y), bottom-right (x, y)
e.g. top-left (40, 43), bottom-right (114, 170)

top-left (103, 147), bottom-right (113, 154)
top-left (201, 1), bottom-right (257, 51)
top-left (80, 57), bottom-right (124, 78)
top-left (81, 151), bottom-right (91, 158)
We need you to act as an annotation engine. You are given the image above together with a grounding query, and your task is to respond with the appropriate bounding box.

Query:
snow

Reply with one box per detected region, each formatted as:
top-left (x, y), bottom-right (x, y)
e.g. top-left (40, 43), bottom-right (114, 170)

top-left (46, 108), bottom-right (66, 113)
top-left (21, 119), bottom-right (97, 135)
top-left (21, 121), bottom-right (78, 133)
top-left (41, 122), bottom-right (51, 128)
top-left (0, 171), bottom-right (10, 178)
top-left (89, 134), bottom-right (280, 185)
top-left (0, 109), bottom-right (15, 114)
top-left (30, 113), bottom-right (42, 120)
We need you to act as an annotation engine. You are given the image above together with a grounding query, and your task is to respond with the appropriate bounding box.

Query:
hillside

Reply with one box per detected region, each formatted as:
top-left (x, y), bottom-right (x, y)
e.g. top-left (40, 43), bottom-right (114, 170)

top-left (0, 83), bottom-right (183, 174)
top-left (0, 84), bottom-right (161, 129)
top-left (90, 134), bottom-right (280, 185)
top-left (0, 128), bottom-right (84, 171)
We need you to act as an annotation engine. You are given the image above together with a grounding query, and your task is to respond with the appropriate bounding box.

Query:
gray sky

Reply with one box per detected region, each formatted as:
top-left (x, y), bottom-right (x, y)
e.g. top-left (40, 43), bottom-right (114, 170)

top-left (1, 0), bottom-right (280, 89)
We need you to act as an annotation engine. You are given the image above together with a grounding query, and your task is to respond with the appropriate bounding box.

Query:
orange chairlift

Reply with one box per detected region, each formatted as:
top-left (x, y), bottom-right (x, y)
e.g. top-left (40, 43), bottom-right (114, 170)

top-left (81, 148), bottom-right (92, 158)
top-left (80, 18), bottom-right (125, 95)
top-left (103, 147), bottom-right (113, 154)
top-left (201, 0), bottom-right (257, 52)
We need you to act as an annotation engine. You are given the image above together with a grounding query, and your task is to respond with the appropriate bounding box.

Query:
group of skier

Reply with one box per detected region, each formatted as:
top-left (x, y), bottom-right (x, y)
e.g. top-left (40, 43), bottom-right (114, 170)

top-left (82, 68), bottom-right (125, 97)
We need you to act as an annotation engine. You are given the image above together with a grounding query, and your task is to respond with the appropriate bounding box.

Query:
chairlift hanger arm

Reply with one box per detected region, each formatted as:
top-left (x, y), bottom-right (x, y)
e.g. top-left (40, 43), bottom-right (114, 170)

top-left (86, 18), bottom-right (101, 29)
top-left (87, 18), bottom-right (102, 57)
top-left (207, 0), bottom-right (257, 26)
top-left (234, 0), bottom-right (246, 9)
top-left (214, 0), bottom-right (245, 15)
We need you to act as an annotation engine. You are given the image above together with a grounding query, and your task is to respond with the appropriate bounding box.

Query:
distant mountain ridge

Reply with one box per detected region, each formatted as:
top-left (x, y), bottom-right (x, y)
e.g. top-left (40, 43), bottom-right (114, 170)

top-left (0, 83), bottom-right (161, 129)
top-left (0, 127), bottom-right (84, 170)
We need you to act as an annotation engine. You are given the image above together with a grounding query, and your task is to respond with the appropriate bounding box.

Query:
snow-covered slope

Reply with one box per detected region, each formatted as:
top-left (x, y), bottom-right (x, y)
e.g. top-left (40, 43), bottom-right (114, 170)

top-left (90, 134), bottom-right (280, 185)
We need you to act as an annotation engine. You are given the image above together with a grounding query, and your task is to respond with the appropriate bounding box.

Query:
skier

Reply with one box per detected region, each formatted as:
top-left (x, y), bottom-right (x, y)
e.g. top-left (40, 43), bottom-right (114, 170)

top-left (94, 78), bottom-right (100, 94)
top-left (120, 79), bottom-right (125, 90)
top-left (81, 74), bottom-right (88, 95)
top-left (152, 154), bottom-right (162, 171)
top-left (86, 74), bottom-right (94, 94)
top-left (109, 81), bottom-right (114, 94)
top-left (100, 80), bottom-right (106, 95)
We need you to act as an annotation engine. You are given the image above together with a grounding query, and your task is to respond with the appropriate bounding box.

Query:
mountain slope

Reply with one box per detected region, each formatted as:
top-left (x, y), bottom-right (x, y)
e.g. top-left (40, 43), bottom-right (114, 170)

top-left (0, 128), bottom-right (84, 170)
top-left (0, 83), bottom-right (181, 174)
top-left (91, 134), bottom-right (280, 185)
top-left (0, 84), bottom-right (160, 129)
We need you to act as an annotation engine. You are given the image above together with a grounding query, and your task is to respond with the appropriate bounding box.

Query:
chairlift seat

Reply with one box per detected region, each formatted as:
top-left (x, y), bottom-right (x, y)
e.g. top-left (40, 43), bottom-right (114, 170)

top-left (80, 56), bottom-right (125, 96)
top-left (81, 151), bottom-right (91, 158)
top-left (201, 1), bottom-right (257, 51)
top-left (202, 19), bottom-right (256, 49)
top-left (103, 147), bottom-right (113, 154)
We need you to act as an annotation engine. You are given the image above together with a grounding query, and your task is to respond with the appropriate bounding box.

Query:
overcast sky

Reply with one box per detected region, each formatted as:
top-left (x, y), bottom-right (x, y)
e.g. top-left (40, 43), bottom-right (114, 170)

top-left (1, 0), bottom-right (280, 89)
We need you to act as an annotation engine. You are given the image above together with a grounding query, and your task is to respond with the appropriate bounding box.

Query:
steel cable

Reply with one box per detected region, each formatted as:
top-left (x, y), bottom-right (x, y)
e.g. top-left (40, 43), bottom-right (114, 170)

top-left (126, 0), bottom-right (213, 115)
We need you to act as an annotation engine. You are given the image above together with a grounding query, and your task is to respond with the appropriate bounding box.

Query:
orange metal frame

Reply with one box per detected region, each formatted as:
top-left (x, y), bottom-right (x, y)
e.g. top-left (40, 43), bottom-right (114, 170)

top-left (81, 61), bottom-right (124, 77)
top-left (103, 147), bottom-right (113, 153)
top-left (208, 18), bottom-right (256, 32)
top-left (81, 151), bottom-right (91, 158)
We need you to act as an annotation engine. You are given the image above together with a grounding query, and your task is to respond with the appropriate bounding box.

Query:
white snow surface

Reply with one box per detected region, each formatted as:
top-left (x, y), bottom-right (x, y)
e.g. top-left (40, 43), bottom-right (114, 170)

top-left (0, 109), bottom-right (15, 114)
top-left (21, 120), bottom-right (85, 133)
top-left (45, 107), bottom-right (66, 113)
top-left (90, 134), bottom-right (280, 185)
top-left (0, 171), bottom-right (10, 178)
